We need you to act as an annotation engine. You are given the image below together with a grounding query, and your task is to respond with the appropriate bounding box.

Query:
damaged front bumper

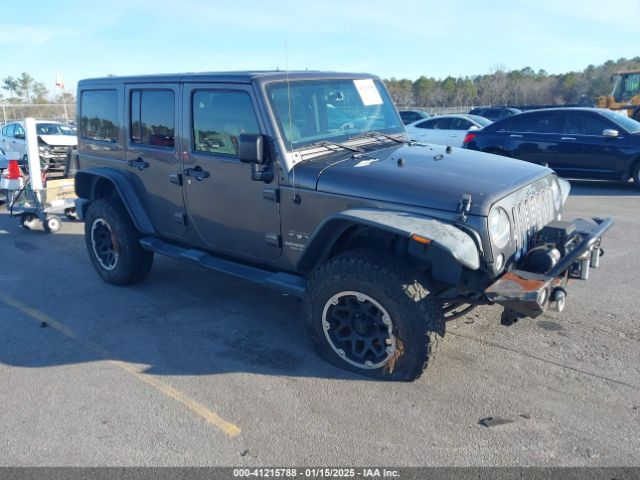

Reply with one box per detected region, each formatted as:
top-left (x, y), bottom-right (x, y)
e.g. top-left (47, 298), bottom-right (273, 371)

top-left (484, 217), bottom-right (613, 320)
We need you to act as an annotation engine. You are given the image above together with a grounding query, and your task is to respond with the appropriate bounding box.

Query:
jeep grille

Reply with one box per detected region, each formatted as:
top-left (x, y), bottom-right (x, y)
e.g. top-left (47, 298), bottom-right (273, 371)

top-left (512, 187), bottom-right (555, 257)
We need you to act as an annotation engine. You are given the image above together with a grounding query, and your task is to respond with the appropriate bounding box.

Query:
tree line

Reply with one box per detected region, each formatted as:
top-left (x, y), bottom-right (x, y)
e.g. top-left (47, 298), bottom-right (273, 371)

top-left (384, 57), bottom-right (640, 108)
top-left (1, 72), bottom-right (74, 104)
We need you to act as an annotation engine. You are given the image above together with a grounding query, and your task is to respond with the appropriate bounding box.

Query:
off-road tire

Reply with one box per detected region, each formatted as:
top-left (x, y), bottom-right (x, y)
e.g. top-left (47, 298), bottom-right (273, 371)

top-left (303, 249), bottom-right (444, 382)
top-left (84, 197), bottom-right (153, 285)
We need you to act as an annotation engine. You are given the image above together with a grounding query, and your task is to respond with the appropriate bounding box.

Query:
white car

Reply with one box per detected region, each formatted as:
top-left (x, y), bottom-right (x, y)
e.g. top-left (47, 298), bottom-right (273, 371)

top-left (405, 114), bottom-right (492, 147)
top-left (0, 120), bottom-right (77, 169)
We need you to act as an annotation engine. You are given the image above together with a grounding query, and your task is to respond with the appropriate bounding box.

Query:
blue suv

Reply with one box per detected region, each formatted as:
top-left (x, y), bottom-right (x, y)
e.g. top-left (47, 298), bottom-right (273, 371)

top-left (463, 107), bottom-right (640, 188)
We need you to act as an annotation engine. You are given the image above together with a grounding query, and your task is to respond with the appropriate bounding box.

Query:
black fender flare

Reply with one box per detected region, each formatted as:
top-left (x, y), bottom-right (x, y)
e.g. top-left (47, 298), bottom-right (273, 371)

top-left (297, 208), bottom-right (481, 273)
top-left (74, 167), bottom-right (155, 235)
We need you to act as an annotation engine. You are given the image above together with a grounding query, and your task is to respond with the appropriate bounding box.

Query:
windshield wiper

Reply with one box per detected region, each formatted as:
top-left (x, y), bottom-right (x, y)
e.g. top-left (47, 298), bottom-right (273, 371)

top-left (350, 131), bottom-right (408, 144)
top-left (302, 140), bottom-right (363, 153)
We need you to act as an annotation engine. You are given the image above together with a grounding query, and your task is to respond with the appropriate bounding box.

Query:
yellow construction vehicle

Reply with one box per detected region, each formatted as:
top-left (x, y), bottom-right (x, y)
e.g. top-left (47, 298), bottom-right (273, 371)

top-left (596, 70), bottom-right (640, 120)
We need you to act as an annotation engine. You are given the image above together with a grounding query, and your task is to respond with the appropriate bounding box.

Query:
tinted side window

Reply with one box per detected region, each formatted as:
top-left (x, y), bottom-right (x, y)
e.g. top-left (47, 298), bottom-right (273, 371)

top-left (420, 118), bottom-right (452, 130)
top-left (401, 112), bottom-right (418, 123)
top-left (450, 118), bottom-right (473, 130)
top-left (80, 90), bottom-right (119, 143)
top-left (564, 114), bottom-right (611, 136)
top-left (192, 90), bottom-right (259, 156)
top-left (510, 114), bottom-right (561, 134)
top-left (130, 90), bottom-right (175, 148)
top-left (3, 124), bottom-right (15, 137)
top-left (415, 119), bottom-right (435, 129)
top-left (14, 124), bottom-right (25, 138)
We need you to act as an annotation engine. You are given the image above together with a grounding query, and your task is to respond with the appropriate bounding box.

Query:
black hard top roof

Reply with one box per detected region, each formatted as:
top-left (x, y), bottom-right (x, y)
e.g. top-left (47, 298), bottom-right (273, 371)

top-left (78, 71), bottom-right (378, 86)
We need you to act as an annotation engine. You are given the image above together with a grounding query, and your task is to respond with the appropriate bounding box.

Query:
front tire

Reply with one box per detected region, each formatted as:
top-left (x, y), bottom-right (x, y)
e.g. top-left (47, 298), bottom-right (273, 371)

top-left (303, 249), bottom-right (444, 381)
top-left (84, 197), bottom-right (153, 285)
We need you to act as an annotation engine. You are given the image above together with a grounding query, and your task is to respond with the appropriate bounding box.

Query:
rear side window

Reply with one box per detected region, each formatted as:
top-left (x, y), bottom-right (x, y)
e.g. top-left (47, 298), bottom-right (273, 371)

top-left (510, 114), bottom-right (561, 134)
top-left (416, 118), bottom-right (451, 130)
top-left (192, 90), bottom-right (260, 156)
top-left (564, 114), bottom-right (611, 136)
top-left (130, 90), bottom-right (175, 148)
top-left (450, 118), bottom-right (473, 130)
top-left (80, 90), bottom-right (119, 143)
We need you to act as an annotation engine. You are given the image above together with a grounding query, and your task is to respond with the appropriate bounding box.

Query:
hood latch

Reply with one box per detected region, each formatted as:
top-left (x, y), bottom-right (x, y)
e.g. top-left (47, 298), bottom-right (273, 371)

top-left (457, 194), bottom-right (472, 222)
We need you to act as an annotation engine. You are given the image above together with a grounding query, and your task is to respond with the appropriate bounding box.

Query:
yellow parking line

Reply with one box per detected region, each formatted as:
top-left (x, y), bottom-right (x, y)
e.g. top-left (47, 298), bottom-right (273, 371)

top-left (0, 292), bottom-right (241, 438)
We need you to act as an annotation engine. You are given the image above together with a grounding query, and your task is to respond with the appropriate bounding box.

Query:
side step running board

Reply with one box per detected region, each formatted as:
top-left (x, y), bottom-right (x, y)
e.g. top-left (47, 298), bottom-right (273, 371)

top-left (139, 237), bottom-right (306, 297)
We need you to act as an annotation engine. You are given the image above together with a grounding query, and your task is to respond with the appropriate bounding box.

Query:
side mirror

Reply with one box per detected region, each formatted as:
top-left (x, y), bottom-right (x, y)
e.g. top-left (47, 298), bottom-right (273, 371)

top-left (14, 133), bottom-right (25, 140)
top-left (238, 133), bottom-right (265, 164)
top-left (603, 129), bottom-right (619, 138)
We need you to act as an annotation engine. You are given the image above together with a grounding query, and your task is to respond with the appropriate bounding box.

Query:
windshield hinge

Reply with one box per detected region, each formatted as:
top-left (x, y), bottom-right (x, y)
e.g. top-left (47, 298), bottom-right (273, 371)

top-left (457, 194), bottom-right (472, 222)
top-left (263, 188), bottom-right (280, 203)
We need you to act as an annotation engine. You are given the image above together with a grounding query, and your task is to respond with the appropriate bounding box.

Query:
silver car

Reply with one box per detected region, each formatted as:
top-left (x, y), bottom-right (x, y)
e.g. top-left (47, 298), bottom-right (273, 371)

top-left (405, 114), bottom-right (492, 147)
top-left (0, 120), bottom-right (77, 168)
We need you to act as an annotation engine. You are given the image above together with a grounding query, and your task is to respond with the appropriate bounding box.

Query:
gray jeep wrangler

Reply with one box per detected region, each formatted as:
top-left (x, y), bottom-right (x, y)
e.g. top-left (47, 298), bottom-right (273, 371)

top-left (74, 72), bottom-right (612, 381)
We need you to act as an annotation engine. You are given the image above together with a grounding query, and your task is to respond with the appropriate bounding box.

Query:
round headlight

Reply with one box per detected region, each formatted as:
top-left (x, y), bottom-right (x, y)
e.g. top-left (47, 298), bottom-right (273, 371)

top-left (488, 207), bottom-right (511, 249)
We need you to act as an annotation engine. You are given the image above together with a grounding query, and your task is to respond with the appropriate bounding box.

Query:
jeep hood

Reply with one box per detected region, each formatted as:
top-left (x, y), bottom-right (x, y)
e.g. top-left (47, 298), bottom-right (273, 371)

top-left (292, 143), bottom-right (553, 216)
top-left (39, 135), bottom-right (77, 147)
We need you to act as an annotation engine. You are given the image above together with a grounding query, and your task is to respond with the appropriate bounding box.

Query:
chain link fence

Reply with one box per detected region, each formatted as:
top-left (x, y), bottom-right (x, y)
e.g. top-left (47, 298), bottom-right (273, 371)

top-left (1, 104), bottom-right (77, 124)
top-left (397, 106), bottom-right (479, 115)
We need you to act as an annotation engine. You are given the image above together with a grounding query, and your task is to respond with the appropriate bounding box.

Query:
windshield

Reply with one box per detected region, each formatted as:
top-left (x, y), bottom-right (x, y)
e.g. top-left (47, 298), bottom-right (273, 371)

top-left (36, 123), bottom-right (75, 136)
top-left (266, 78), bottom-right (403, 150)
top-left (600, 109), bottom-right (640, 133)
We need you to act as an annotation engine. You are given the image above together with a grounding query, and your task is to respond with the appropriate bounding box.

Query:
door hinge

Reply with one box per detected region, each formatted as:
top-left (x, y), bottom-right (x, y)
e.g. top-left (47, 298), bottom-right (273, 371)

top-left (169, 173), bottom-right (183, 186)
top-left (174, 212), bottom-right (187, 225)
top-left (263, 188), bottom-right (280, 202)
top-left (265, 233), bottom-right (281, 247)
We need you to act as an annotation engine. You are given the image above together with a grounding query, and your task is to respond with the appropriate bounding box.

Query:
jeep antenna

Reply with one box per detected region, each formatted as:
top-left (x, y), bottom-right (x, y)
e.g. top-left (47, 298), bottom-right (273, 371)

top-left (285, 41), bottom-right (300, 203)
top-left (285, 42), bottom-right (294, 154)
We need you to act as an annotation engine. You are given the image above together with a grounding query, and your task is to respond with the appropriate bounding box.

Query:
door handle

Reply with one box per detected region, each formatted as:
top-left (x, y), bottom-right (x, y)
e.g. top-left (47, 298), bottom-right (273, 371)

top-left (127, 157), bottom-right (149, 170)
top-left (509, 134), bottom-right (523, 138)
top-left (561, 137), bottom-right (576, 141)
top-left (184, 166), bottom-right (210, 181)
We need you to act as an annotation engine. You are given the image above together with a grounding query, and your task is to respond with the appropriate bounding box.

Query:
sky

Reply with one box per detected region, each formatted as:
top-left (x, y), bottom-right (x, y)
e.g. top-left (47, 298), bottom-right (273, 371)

top-left (1, 0), bottom-right (640, 98)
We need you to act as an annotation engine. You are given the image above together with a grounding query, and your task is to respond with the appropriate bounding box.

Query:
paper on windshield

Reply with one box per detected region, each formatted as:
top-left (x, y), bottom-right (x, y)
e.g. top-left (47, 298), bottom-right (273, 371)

top-left (353, 79), bottom-right (383, 106)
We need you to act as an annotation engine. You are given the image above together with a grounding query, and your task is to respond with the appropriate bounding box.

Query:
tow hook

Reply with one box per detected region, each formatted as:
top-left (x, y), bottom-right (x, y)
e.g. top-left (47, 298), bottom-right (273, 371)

top-left (550, 287), bottom-right (567, 312)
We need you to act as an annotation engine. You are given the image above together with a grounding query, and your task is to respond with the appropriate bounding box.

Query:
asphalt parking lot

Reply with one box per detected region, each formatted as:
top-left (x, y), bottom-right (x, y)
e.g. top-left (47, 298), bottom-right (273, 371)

top-left (0, 180), bottom-right (639, 467)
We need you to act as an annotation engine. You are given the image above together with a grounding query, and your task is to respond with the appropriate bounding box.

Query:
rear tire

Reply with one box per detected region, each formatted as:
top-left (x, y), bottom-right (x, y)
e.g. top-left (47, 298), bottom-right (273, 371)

top-left (303, 249), bottom-right (444, 382)
top-left (84, 197), bottom-right (153, 285)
